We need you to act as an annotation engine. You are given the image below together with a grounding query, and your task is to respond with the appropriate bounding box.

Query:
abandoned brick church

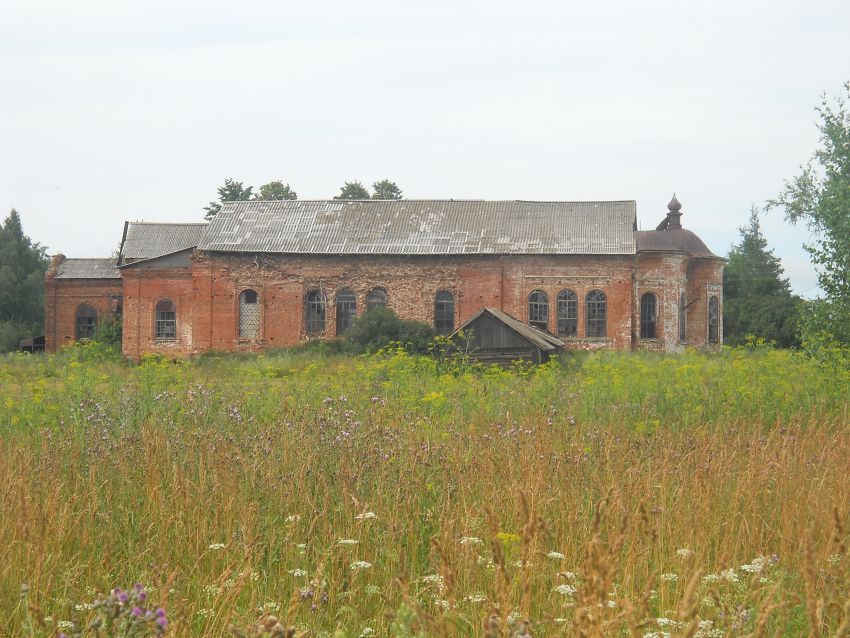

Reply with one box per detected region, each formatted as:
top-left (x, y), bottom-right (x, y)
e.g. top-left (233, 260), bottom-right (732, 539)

top-left (44, 196), bottom-right (723, 358)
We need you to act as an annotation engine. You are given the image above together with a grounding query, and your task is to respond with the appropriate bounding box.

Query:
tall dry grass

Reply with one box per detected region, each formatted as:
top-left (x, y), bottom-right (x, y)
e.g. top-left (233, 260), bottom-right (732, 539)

top-left (0, 346), bottom-right (848, 636)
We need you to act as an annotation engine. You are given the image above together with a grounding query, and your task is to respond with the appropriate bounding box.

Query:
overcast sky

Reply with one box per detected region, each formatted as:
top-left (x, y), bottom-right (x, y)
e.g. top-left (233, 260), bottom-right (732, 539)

top-left (2, 0), bottom-right (848, 296)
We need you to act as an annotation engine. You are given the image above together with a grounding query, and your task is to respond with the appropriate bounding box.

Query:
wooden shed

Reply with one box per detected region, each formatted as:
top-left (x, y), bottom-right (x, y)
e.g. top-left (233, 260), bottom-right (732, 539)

top-left (451, 307), bottom-right (565, 365)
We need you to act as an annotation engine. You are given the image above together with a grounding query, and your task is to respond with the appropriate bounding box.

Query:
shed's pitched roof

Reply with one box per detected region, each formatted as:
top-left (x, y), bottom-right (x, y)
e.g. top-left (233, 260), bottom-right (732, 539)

top-left (455, 307), bottom-right (565, 351)
top-left (635, 229), bottom-right (721, 259)
top-left (120, 222), bottom-right (207, 262)
top-left (55, 258), bottom-right (120, 279)
top-left (199, 200), bottom-right (637, 255)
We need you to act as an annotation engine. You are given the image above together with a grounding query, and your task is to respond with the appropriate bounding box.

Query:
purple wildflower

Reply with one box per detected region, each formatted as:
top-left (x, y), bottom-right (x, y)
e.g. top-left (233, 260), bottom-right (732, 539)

top-left (132, 607), bottom-right (143, 617)
top-left (118, 591), bottom-right (129, 603)
top-left (155, 607), bottom-right (166, 617)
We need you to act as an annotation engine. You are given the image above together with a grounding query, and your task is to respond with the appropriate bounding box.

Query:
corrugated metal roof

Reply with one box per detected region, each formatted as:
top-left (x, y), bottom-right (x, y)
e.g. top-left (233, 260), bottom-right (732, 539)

top-left (55, 258), bottom-right (120, 279)
top-left (454, 307), bottom-right (565, 351)
top-left (120, 222), bottom-right (207, 261)
top-left (198, 200), bottom-right (637, 255)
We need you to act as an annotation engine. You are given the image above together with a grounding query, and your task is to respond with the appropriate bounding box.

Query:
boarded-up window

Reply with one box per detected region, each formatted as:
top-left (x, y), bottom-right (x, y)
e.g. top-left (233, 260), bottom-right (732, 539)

top-left (586, 290), bottom-right (607, 338)
top-left (708, 295), bottom-right (719, 344)
top-left (679, 292), bottom-right (686, 342)
top-left (640, 293), bottom-right (657, 339)
top-left (239, 289), bottom-right (260, 340)
top-left (366, 288), bottom-right (388, 311)
top-left (556, 289), bottom-right (577, 337)
top-left (336, 289), bottom-right (357, 335)
top-left (528, 290), bottom-right (549, 331)
top-left (155, 299), bottom-right (177, 341)
top-left (76, 304), bottom-right (97, 340)
top-left (434, 290), bottom-right (455, 335)
top-left (306, 290), bottom-right (326, 335)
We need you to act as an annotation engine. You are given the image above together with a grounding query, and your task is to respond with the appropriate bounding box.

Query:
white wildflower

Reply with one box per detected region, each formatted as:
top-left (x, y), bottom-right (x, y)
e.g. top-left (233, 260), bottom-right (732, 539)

top-left (355, 512), bottom-right (377, 520)
top-left (676, 548), bottom-right (693, 558)
top-left (827, 554), bottom-right (841, 566)
top-left (285, 514), bottom-right (301, 523)
top-left (349, 560), bottom-right (372, 570)
top-left (659, 573), bottom-right (679, 583)
top-left (196, 608), bottom-right (215, 618)
top-left (460, 536), bottom-right (484, 545)
top-left (338, 539), bottom-right (359, 545)
top-left (553, 583), bottom-right (577, 596)
top-left (288, 568), bottom-right (308, 577)
top-left (547, 551), bottom-right (566, 560)
top-left (465, 593), bottom-right (487, 603)
top-left (208, 543), bottom-right (226, 550)
top-left (365, 584), bottom-right (380, 595)
top-left (359, 628), bottom-right (375, 637)
top-left (57, 621), bottom-right (75, 630)
top-left (740, 556), bottom-right (769, 573)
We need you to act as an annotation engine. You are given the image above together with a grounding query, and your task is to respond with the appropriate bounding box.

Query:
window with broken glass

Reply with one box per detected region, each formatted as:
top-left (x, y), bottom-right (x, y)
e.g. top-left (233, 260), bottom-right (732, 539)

top-left (75, 304), bottom-right (97, 340)
top-left (305, 290), bottom-right (326, 335)
top-left (155, 299), bottom-right (177, 341)
top-left (708, 295), bottom-right (719, 344)
top-left (556, 289), bottom-right (578, 337)
top-left (336, 289), bottom-right (357, 335)
top-left (366, 288), bottom-right (388, 311)
top-left (585, 290), bottom-right (607, 338)
top-left (640, 293), bottom-right (657, 339)
top-left (528, 290), bottom-right (549, 331)
top-left (239, 289), bottom-right (260, 340)
top-left (434, 290), bottom-right (455, 335)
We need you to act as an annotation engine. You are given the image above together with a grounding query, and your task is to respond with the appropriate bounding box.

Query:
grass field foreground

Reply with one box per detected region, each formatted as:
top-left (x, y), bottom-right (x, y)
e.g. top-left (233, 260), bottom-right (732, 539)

top-left (1, 346), bottom-right (849, 637)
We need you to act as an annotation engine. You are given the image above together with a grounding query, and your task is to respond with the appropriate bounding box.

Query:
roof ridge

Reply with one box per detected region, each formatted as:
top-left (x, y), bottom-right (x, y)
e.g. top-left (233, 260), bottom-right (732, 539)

top-left (220, 199), bottom-right (637, 204)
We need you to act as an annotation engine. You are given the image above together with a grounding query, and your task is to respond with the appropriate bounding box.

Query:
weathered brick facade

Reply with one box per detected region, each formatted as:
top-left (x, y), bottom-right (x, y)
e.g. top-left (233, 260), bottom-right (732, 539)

top-left (45, 197), bottom-right (724, 358)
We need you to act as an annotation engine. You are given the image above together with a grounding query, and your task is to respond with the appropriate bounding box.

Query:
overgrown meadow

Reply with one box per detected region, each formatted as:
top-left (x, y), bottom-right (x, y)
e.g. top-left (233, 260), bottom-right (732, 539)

top-left (1, 345), bottom-right (850, 637)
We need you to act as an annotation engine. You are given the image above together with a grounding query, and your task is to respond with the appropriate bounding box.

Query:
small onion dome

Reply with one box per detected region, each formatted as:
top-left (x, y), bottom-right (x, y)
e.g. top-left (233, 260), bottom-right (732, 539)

top-left (668, 194), bottom-right (682, 213)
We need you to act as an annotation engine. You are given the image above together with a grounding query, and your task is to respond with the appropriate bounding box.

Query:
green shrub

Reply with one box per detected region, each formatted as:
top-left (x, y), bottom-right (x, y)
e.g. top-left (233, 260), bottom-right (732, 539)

top-left (343, 307), bottom-right (433, 353)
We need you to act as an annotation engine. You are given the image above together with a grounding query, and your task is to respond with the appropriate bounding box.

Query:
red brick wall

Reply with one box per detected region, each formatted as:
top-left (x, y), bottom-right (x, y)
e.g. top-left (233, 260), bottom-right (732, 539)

top-left (121, 267), bottom-right (195, 359)
top-left (52, 248), bottom-right (723, 359)
top-left (44, 274), bottom-right (123, 353)
top-left (686, 258), bottom-right (725, 350)
top-left (181, 252), bottom-right (640, 353)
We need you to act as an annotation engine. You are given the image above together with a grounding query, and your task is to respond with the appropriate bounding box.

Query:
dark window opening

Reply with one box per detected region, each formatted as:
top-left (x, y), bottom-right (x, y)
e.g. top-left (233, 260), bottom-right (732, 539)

top-left (76, 304), bottom-right (98, 340)
top-left (556, 289), bottom-right (578, 337)
top-left (679, 292), bottom-right (686, 342)
top-left (306, 290), bottom-right (327, 335)
top-left (155, 299), bottom-right (177, 341)
top-left (239, 289), bottom-right (260, 340)
top-left (708, 295), bottom-right (719, 344)
top-left (336, 289), bottom-right (357, 335)
top-left (586, 290), bottom-right (607, 338)
top-left (366, 288), bottom-right (388, 311)
top-left (528, 290), bottom-right (549, 331)
top-left (434, 290), bottom-right (455, 335)
top-left (640, 293), bottom-right (657, 339)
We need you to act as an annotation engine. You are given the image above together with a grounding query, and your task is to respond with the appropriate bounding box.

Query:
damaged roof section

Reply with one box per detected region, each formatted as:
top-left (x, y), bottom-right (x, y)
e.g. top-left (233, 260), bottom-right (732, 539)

top-left (119, 222), bottom-right (208, 263)
top-left (55, 258), bottom-right (121, 279)
top-left (199, 200), bottom-right (638, 256)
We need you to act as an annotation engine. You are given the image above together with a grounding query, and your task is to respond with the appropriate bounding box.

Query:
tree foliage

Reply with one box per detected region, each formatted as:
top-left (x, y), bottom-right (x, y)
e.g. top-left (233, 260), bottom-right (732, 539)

top-left (256, 180), bottom-right (297, 201)
top-left (342, 307), bottom-right (433, 353)
top-left (204, 178), bottom-right (254, 220)
top-left (768, 82), bottom-right (850, 346)
top-left (0, 209), bottom-right (48, 352)
top-left (723, 208), bottom-right (802, 347)
top-left (371, 179), bottom-right (403, 200)
top-left (333, 181), bottom-right (371, 200)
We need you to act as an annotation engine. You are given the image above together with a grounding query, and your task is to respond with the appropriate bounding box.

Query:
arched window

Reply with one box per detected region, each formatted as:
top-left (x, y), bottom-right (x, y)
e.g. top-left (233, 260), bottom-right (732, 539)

top-left (708, 296), bottom-right (719, 344)
top-left (366, 288), bottom-right (388, 311)
top-left (155, 299), bottom-right (177, 341)
top-left (640, 293), bottom-right (658, 339)
top-left (434, 291), bottom-right (455, 335)
top-left (305, 290), bottom-right (327, 335)
top-left (75, 304), bottom-right (97, 340)
top-left (336, 289), bottom-right (357, 335)
top-left (528, 290), bottom-right (549, 331)
top-left (556, 289), bottom-right (578, 337)
top-left (239, 289), bottom-right (260, 340)
top-left (586, 290), bottom-right (607, 338)
top-left (679, 292), bottom-right (686, 343)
